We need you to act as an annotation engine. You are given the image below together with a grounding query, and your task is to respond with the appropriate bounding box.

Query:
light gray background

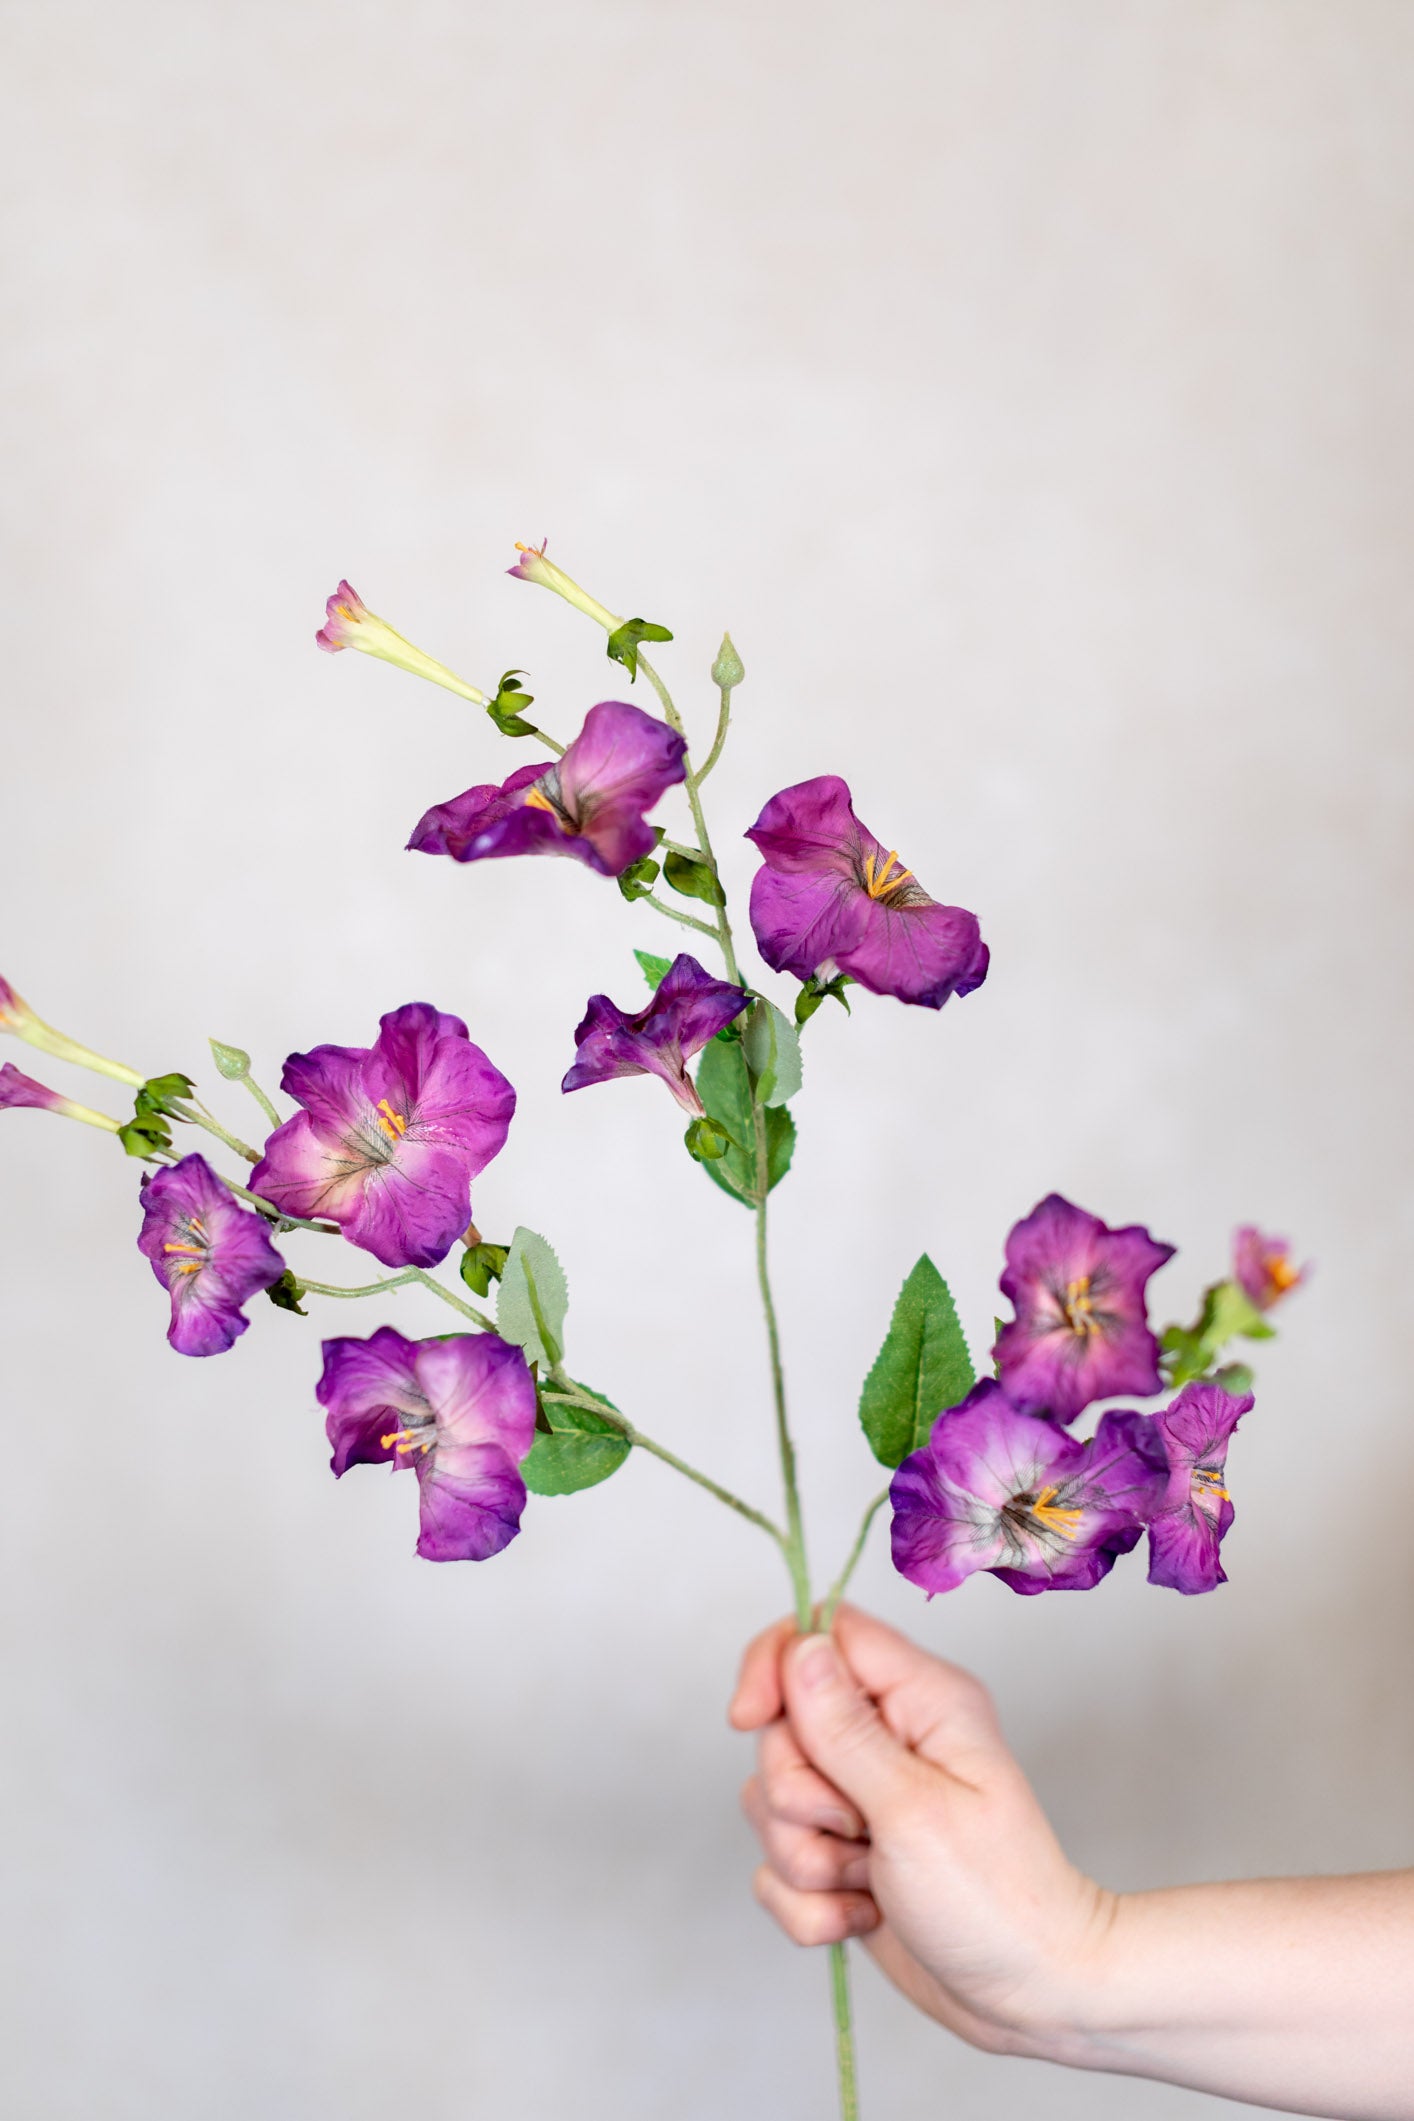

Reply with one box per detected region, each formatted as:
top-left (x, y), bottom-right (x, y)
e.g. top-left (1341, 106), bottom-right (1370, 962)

top-left (2, 3), bottom-right (1410, 2116)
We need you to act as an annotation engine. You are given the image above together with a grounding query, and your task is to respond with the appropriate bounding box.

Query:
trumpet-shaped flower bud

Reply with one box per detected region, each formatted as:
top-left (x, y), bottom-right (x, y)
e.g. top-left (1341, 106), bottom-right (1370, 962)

top-left (316, 581), bottom-right (487, 705)
top-left (0, 1060), bottom-right (121, 1133)
top-left (136, 1153), bottom-right (286, 1356)
top-left (1146, 1381), bottom-right (1252, 1593)
top-left (408, 700), bottom-right (686, 879)
top-left (994, 1193), bottom-right (1175, 1424)
top-left (745, 776), bottom-right (988, 1010)
top-left (250, 1003), bottom-right (515, 1270)
top-left (317, 1326), bottom-right (537, 1562)
top-left (562, 954), bottom-right (749, 1114)
top-left (0, 975), bottom-right (143, 1088)
top-left (507, 542), bottom-right (620, 631)
top-left (1232, 1225), bottom-right (1308, 1312)
top-left (890, 1379), bottom-right (1166, 1597)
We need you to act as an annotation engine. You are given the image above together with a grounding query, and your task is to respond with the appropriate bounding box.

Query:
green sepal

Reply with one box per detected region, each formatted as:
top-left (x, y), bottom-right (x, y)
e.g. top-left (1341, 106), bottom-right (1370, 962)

top-left (522, 1381), bottom-right (631, 1496)
top-left (694, 1037), bottom-right (795, 1205)
top-left (141, 1073), bottom-right (196, 1115)
top-left (496, 1227), bottom-right (568, 1370)
top-left (460, 1241), bottom-right (509, 1298)
top-left (711, 632), bottom-right (745, 691)
top-left (794, 973), bottom-right (853, 1027)
top-left (116, 1071), bottom-right (197, 1157)
top-left (486, 668), bottom-right (539, 738)
top-left (633, 949), bottom-right (674, 988)
top-left (618, 855), bottom-right (661, 903)
top-left (663, 851), bottom-right (724, 906)
top-left (1162, 1278), bottom-right (1274, 1387)
top-left (266, 1270), bottom-right (308, 1316)
top-left (118, 1115), bottom-right (172, 1158)
top-left (741, 997), bottom-right (802, 1107)
top-left (209, 1040), bottom-right (250, 1081)
top-left (684, 1114), bottom-right (731, 1162)
top-left (859, 1256), bottom-right (976, 1469)
top-left (1213, 1360), bottom-right (1255, 1396)
top-left (605, 617), bottom-right (673, 682)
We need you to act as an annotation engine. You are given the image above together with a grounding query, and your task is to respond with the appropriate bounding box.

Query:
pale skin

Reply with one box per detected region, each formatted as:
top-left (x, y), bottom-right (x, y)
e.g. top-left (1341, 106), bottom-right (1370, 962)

top-left (730, 1606), bottom-right (1414, 2120)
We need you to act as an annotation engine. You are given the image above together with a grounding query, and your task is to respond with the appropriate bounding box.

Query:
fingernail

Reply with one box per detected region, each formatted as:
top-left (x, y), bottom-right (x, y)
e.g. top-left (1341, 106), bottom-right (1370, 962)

top-left (794, 1638), bottom-right (840, 1691)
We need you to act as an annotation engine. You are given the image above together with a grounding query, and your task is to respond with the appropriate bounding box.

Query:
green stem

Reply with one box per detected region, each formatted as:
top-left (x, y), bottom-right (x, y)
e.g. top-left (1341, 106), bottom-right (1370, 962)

top-left (751, 1107), bottom-right (810, 1624)
top-left (236, 1075), bottom-right (282, 1132)
top-left (411, 1267), bottom-right (497, 1330)
top-left (637, 652), bottom-right (742, 986)
top-left (830, 1945), bottom-right (860, 2120)
top-left (218, 1174), bottom-right (339, 1234)
top-left (296, 1270), bottom-right (422, 1300)
top-left (525, 724), bottom-right (566, 756)
top-left (694, 685), bottom-right (733, 783)
top-left (173, 1101), bottom-right (260, 1165)
top-left (641, 892), bottom-right (719, 940)
top-left (659, 835), bottom-right (706, 861)
top-left (819, 1488), bottom-right (889, 1629)
top-left (542, 1389), bottom-right (787, 1545)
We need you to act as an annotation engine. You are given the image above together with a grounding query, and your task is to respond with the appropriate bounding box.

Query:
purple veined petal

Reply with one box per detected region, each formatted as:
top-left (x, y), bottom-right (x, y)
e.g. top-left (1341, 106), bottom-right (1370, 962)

top-left (339, 1139), bottom-right (480, 1270)
top-left (407, 762), bottom-right (555, 861)
top-left (276, 1044), bottom-right (368, 1133)
top-left (552, 699), bottom-right (687, 871)
top-left (744, 775), bottom-right (867, 877)
top-left (747, 867), bottom-right (872, 983)
top-left (561, 954), bottom-right (749, 1112)
top-left (317, 1325), bottom-right (432, 1474)
top-left (413, 1334), bottom-right (538, 1461)
top-left (0, 1061), bottom-right (66, 1112)
top-left (834, 897), bottom-right (989, 1011)
top-left (361, 1010), bottom-right (515, 1179)
top-left (136, 1154), bottom-right (286, 1357)
top-left (1146, 1382), bottom-right (1252, 1593)
top-left (250, 1111), bottom-right (374, 1228)
top-left (415, 1442), bottom-right (528, 1561)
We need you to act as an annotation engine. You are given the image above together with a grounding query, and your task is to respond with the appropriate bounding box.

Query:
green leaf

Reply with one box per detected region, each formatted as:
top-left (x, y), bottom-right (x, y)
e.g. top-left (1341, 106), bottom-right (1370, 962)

top-left (522, 1381), bottom-right (631, 1496)
top-left (711, 632), bottom-right (745, 691)
top-left (662, 851), bottom-right (724, 906)
top-left (634, 949), bottom-right (674, 988)
top-left (266, 1269), bottom-right (308, 1316)
top-left (617, 855), bottom-right (661, 903)
top-left (694, 1037), bottom-right (794, 1205)
top-left (605, 617), bottom-right (674, 682)
top-left (460, 1241), bottom-right (509, 1298)
top-left (859, 1256), bottom-right (975, 1468)
top-left (496, 1227), bottom-right (568, 1370)
top-left (209, 1040), bottom-right (250, 1081)
top-left (741, 997), bottom-right (802, 1107)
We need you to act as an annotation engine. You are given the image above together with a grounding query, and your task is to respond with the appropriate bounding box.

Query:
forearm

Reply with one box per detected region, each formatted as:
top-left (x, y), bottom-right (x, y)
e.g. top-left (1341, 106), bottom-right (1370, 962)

top-left (1042, 1870), bottom-right (1414, 2119)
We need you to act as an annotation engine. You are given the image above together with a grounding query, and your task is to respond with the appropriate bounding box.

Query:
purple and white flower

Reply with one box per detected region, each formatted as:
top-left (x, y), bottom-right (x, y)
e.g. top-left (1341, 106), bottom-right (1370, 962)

top-left (408, 699), bottom-right (687, 879)
top-left (994, 1193), bottom-right (1175, 1425)
top-left (136, 1153), bottom-right (286, 1357)
top-left (250, 1003), bottom-right (515, 1270)
top-left (0, 1060), bottom-right (120, 1133)
top-left (317, 1326), bottom-right (537, 1562)
top-left (890, 1378), bottom-right (1166, 1597)
top-left (1233, 1225), bottom-right (1307, 1312)
top-left (315, 579), bottom-right (487, 704)
top-left (1146, 1381), bottom-right (1252, 1593)
top-left (506, 541), bottom-right (620, 630)
top-left (561, 954), bottom-right (749, 1114)
top-left (744, 775), bottom-right (988, 1010)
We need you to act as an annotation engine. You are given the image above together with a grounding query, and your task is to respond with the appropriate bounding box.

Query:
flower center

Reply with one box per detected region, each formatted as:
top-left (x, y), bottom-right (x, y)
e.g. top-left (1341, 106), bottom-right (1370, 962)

top-left (374, 1099), bottom-right (408, 1142)
top-left (1192, 1464), bottom-right (1229, 1503)
top-left (380, 1422), bottom-right (435, 1457)
top-left (861, 848), bottom-right (915, 901)
top-left (163, 1214), bottom-right (210, 1277)
top-left (1061, 1274), bottom-right (1101, 1338)
top-left (1028, 1485), bottom-right (1084, 1539)
top-left (1266, 1253), bottom-right (1299, 1294)
top-left (522, 780), bottom-right (578, 834)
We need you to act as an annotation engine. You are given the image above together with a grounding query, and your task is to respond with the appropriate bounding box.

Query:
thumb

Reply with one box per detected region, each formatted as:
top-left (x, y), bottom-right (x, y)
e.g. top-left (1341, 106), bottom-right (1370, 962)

top-left (783, 1632), bottom-right (920, 1823)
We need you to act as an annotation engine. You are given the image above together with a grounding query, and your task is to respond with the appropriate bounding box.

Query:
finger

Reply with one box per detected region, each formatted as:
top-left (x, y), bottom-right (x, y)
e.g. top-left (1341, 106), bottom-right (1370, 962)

top-left (781, 1631), bottom-right (927, 1823)
top-left (753, 1865), bottom-right (880, 1947)
top-left (728, 1616), bottom-right (797, 1730)
top-left (831, 1604), bottom-right (1003, 1774)
top-left (742, 1777), bottom-right (872, 1893)
top-left (757, 1717), bottom-right (865, 1839)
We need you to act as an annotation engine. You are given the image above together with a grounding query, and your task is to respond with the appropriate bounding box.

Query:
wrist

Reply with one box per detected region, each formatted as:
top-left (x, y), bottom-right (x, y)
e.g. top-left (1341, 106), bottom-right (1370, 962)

top-left (1004, 1879), bottom-right (1129, 2069)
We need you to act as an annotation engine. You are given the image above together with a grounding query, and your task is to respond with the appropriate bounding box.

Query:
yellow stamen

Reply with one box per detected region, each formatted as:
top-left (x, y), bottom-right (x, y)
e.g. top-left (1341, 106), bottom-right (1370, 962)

top-left (174, 1261), bottom-right (203, 1277)
top-left (1193, 1467), bottom-right (1230, 1500)
top-left (375, 1099), bottom-right (408, 1142)
top-left (379, 1426), bottom-right (434, 1456)
top-left (1267, 1254), bottom-right (1300, 1294)
top-left (522, 786), bottom-right (557, 815)
top-left (1062, 1275), bottom-right (1100, 1338)
top-left (862, 848), bottom-right (915, 901)
top-left (163, 1242), bottom-right (205, 1255)
top-left (514, 540), bottom-right (547, 556)
top-left (1030, 1485), bottom-right (1084, 1539)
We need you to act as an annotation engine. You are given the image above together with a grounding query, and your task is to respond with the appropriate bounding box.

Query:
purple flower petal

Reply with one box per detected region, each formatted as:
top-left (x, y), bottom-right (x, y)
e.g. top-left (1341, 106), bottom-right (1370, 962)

top-left (0, 1061), bottom-right (65, 1113)
top-left (1233, 1224), bottom-right (1308, 1311)
top-left (1146, 1381), bottom-right (1252, 1593)
top-left (407, 762), bottom-right (554, 861)
top-left (561, 954), bottom-right (749, 1113)
top-left (994, 1193), bottom-right (1175, 1424)
top-left (136, 1154), bottom-right (286, 1357)
top-left (744, 775), bottom-right (987, 1009)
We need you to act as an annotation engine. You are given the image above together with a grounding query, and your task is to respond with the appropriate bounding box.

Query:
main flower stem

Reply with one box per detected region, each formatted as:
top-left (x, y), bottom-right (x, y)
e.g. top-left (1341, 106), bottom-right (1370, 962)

top-left (540, 1387), bottom-right (786, 1544)
top-left (819, 1487), bottom-right (890, 1629)
top-left (637, 652), bottom-right (741, 987)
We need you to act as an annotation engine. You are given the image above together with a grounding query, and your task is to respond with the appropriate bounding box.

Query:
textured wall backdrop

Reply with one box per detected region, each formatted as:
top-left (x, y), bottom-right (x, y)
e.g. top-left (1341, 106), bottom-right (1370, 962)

top-left (2, 4), bottom-right (1411, 2116)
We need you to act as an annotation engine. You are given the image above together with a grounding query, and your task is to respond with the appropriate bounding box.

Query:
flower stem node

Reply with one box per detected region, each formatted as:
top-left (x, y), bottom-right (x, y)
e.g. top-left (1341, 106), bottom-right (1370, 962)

top-left (606, 617), bottom-right (674, 684)
top-left (486, 670), bottom-right (539, 739)
top-left (685, 1115), bottom-right (732, 1162)
top-left (711, 633), bottom-right (745, 693)
top-left (117, 1073), bottom-right (197, 1159)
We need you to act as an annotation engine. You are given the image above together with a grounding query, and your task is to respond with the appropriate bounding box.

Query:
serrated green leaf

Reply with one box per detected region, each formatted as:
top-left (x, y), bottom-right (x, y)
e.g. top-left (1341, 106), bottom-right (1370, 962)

top-left (522, 1382), bottom-right (631, 1496)
top-left (741, 997), bottom-right (802, 1107)
top-left (634, 949), bottom-right (674, 988)
top-left (662, 851), bottom-right (724, 906)
top-left (496, 1228), bottom-right (568, 1369)
top-left (859, 1256), bottom-right (975, 1468)
top-left (694, 1037), bottom-right (794, 1204)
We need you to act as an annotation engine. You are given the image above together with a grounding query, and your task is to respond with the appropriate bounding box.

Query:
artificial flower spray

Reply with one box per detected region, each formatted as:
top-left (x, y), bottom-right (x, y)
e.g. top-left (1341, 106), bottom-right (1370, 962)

top-left (1, 551), bottom-right (1307, 2117)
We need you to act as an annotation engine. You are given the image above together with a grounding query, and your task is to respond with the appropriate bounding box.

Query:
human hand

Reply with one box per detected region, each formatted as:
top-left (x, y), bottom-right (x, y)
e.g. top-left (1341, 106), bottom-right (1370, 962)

top-left (729, 1604), bottom-right (1115, 2059)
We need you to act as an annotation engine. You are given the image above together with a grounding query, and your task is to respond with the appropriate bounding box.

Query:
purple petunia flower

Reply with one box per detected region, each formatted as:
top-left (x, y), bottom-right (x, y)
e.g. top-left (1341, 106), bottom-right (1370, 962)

top-left (1233, 1225), bottom-right (1307, 1312)
top-left (890, 1378), bottom-right (1166, 1597)
top-left (317, 1326), bottom-right (537, 1562)
top-left (408, 700), bottom-right (687, 879)
top-left (743, 775), bottom-right (988, 1010)
top-left (136, 1153), bottom-right (286, 1357)
top-left (250, 1003), bottom-right (515, 1270)
top-left (561, 954), bottom-right (749, 1114)
top-left (994, 1193), bottom-right (1176, 1425)
top-left (1146, 1380), bottom-right (1252, 1593)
